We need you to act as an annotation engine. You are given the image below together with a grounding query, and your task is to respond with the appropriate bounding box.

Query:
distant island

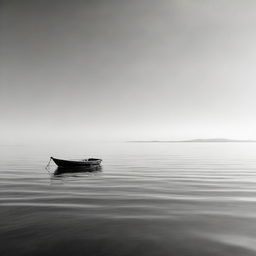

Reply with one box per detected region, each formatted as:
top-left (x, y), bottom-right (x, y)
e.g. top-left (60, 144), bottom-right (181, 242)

top-left (128, 138), bottom-right (256, 143)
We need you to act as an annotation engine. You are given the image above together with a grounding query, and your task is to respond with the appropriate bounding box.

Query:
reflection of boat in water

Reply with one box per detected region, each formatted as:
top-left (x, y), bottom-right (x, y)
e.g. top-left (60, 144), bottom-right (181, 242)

top-left (54, 165), bottom-right (102, 175)
top-left (51, 157), bottom-right (102, 168)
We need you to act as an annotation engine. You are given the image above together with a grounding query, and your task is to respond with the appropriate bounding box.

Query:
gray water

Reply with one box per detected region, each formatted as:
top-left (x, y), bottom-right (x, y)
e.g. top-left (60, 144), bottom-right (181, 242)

top-left (1, 142), bottom-right (256, 256)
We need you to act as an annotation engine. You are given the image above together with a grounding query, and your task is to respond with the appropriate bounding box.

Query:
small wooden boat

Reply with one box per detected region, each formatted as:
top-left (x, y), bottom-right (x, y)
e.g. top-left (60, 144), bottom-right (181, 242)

top-left (50, 157), bottom-right (102, 168)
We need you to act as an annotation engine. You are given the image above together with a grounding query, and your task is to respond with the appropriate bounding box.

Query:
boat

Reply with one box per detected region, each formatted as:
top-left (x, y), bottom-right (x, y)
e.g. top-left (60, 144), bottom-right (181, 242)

top-left (50, 157), bottom-right (102, 168)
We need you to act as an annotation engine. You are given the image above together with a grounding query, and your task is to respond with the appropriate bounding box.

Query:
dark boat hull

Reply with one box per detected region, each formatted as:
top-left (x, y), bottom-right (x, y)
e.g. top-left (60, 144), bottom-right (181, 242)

top-left (51, 157), bottom-right (102, 168)
top-left (54, 165), bottom-right (102, 175)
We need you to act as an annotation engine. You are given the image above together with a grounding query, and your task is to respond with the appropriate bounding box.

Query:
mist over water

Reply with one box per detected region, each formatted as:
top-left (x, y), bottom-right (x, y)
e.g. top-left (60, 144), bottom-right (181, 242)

top-left (1, 142), bottom-right (256, 256)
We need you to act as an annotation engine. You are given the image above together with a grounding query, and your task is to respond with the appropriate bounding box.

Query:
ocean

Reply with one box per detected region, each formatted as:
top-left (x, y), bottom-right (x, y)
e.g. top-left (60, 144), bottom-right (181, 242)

top-left (1, 142), bottom-right (256, 256)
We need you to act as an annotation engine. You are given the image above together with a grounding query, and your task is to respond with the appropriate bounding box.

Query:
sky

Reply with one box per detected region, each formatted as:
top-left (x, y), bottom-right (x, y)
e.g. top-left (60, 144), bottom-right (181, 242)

top-left (1, 0), bottom-right (256, 143)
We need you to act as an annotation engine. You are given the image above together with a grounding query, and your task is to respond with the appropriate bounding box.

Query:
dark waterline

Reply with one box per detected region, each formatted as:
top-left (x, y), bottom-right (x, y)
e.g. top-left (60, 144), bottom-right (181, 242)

top-left (1, 142), bottom-right (256, 256)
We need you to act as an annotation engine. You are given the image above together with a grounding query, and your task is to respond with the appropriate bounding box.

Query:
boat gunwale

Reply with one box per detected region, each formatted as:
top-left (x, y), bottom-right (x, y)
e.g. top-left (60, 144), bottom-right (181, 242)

top-left (51, 157), bottom-right (102, 163)
top-left (50, 157), bottom-right (102, 168)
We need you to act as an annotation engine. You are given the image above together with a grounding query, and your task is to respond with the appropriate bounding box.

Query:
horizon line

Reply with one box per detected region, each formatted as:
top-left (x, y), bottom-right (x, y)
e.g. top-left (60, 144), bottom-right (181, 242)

top-left (127, 138), bottom-right (256, 143)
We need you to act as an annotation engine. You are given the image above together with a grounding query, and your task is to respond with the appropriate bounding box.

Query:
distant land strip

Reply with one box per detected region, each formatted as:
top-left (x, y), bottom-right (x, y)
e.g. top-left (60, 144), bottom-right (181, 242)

top-left (128, 139), bottom-right (256, 143)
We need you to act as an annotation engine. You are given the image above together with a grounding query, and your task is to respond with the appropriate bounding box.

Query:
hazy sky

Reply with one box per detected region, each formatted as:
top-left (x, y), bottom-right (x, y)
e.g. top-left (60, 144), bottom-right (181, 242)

top-left (1, 0), bottom-right (256, 143)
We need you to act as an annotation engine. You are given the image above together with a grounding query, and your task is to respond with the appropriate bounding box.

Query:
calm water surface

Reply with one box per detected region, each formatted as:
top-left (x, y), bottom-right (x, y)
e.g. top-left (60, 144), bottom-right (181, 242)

top-left (1, 142), bottom-right (256, 256)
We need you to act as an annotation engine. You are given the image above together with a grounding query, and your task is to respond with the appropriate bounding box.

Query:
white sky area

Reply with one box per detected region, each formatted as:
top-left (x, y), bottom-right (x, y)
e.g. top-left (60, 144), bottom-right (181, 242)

top-left (1, 0), bottom-right (256, 143)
